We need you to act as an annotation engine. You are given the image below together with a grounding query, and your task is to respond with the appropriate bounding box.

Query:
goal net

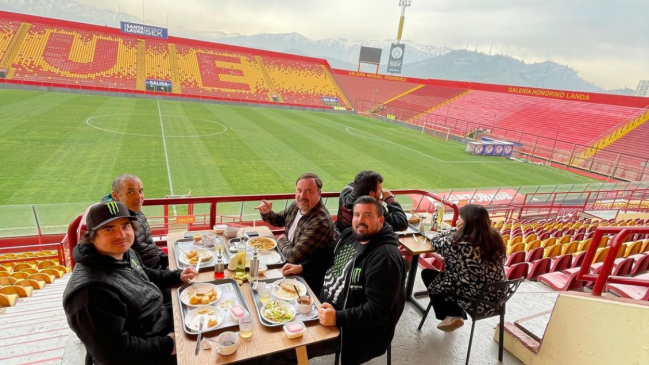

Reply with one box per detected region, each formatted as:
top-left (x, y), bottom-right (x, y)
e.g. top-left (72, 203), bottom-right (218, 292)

top-left (421, 122), bottom-right (451, 141)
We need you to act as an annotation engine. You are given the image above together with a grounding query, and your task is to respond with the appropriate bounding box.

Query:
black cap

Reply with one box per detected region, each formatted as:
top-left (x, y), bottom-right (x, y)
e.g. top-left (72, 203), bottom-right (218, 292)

top-left (85, 201), bottom-right (136, 232)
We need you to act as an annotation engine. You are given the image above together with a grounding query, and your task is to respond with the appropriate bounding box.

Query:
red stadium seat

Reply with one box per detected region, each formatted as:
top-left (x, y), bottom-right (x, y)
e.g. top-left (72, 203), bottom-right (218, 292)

top-left (526, 258), bottom-right (551, 280)
top-left (605, 273), bottom-right (649, 301)
top-left (538, 268), bottom-right (585, 292)
top-left (505, 262), bottom-right (529, 280)
top-left (506, 251), bottom-right (526, 266)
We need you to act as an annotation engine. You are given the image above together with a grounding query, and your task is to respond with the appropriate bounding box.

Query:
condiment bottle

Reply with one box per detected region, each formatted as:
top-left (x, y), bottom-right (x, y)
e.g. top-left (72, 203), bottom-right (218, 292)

top-left (249, 247), bottom-right (260, 281)
top-left (213, 249), bottom-right (225, 279)
top-left (236, 237), bottom-right (247, 278)
top-left (228, 243), bottom-right (238, 271)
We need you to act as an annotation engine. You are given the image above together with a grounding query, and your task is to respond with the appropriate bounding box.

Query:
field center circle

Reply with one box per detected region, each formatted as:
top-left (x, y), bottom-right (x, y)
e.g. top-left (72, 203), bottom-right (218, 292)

top-left (85, 114), bottom-right (227, 138)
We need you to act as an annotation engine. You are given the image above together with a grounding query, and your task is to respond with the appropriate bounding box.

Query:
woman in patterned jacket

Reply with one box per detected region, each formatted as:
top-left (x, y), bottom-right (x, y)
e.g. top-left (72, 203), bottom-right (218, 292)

top-left (421, 204), bottom-right (506, 332)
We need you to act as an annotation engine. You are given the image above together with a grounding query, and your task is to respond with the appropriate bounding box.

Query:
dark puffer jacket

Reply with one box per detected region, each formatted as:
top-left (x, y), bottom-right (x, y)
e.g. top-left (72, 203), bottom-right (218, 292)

top-left (63, 244), bottom-right (182, 365)
top-left (334, 182), bottom-right (408, 234)
top-left (131, 210), bottom-right (169, 269)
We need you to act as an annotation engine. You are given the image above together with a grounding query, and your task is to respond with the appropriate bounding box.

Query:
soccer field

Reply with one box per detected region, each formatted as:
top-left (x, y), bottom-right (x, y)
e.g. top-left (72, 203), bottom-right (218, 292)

top-left (0, 88), bottom-right (594, 207)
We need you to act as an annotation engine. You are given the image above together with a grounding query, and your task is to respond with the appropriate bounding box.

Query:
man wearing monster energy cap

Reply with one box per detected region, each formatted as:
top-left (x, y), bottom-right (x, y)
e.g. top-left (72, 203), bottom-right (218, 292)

top-left (63, 201), bottom-right (197, 365)
top-left (280, 196), bottom-right (406, 365)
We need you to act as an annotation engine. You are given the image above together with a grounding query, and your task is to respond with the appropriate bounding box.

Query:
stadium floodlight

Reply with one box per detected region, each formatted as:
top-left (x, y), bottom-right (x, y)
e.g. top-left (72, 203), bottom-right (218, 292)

top-left (396, 0), bottom-right (413, 44)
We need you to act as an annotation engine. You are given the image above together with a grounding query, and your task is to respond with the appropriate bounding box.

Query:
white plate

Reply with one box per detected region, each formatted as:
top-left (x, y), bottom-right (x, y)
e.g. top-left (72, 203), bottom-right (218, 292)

top-left (247, 237), bottom-right (278, 251)
top-left (180, 283), bottom-right (222, 307)
top-left (258, 251), bottom-right (282, 265)
top-left (272, 279), bottom-right (307, 301)
top-left (184, 306), bottom-right (224, 331)
top-left (260, 300), bottom-right (296, 324)
top-left (178, 247), bottom-right (214, 266)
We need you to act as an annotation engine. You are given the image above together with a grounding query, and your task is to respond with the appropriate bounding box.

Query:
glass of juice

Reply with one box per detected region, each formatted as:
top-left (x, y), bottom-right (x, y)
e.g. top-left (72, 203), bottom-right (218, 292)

top-left (259, 283), bottom-right (271, 304)
top-left (239, 314), bottom-right (253, 339)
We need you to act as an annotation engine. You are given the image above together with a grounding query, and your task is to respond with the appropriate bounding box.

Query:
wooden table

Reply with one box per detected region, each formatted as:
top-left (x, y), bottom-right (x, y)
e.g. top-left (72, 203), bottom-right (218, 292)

top-left (400, 234), bottom-right (435, 314)
top-left (167, 227), bottom-right (339, 365)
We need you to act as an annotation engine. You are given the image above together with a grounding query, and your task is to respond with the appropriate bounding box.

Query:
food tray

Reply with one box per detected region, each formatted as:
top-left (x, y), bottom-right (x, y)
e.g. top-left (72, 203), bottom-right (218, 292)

top-left (177, 278), bottom-right (251, 335)
top-left (173, 238), bottom-right (228, 272)
top-left (249, 277), bottom-right (318, 328)
top-left (229, 237), bottom-right (287, 267)
top-left (395, 224), bottom-right (422, 236)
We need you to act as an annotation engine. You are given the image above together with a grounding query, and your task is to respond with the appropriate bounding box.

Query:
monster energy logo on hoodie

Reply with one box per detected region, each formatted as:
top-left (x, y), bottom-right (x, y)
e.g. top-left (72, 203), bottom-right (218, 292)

top-left (106, 201), bottom-right (119, 215)
top-left (351, 268), bottom-right (362, 284)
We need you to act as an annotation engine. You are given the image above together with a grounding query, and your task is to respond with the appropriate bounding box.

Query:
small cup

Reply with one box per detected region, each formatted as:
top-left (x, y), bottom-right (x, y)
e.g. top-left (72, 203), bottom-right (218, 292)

top-left (238, 313), bottom-right (254, 339)
top-left (258, 284), bottom-right (271, 304)
top-left (213, 224), bottom-right (228, 234)
top-left (215, 331), bottom-right (239, 355)
top-left (296, 295), bottom-right (313, 314)
top-left (224, 227), bottom-right (238, 238)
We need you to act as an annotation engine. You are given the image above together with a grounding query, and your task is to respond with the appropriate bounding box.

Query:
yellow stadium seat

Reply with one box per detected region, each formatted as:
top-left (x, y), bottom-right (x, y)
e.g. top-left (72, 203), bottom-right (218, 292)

top-left (16, 279), bottom-right (45, 290)
top-left (541, 237), bottom-right (557, 248)
top-left (0, 285), bottom-right (32, 297)
top-left (29, 273), bottom-right (54, 284)
top-left (41, 268), bottom-right (63, 279)
top-left (38, 260), bottom-right (57, 270)
top-left (561, 241), bottom-right (578, 256)
top-left (506, 243), bottom-right (525, 256)
top-left (0, 292), bottom-right (18, 307)
top-left (524, 234), bottom-right (538, 244)
top-left (525, 239), bottom-right (541, 251)
top-left (544, 245), bottom-right (562, 258)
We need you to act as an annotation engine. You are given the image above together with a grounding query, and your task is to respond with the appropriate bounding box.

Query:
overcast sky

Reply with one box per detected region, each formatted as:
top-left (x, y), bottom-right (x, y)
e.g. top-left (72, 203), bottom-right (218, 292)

top-left (67, 0), bottom-right (649, 89)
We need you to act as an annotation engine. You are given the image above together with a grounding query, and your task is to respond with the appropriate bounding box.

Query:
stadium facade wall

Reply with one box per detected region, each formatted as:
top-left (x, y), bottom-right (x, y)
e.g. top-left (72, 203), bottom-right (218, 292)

top-left (332, 69), bottom-right (649, 109)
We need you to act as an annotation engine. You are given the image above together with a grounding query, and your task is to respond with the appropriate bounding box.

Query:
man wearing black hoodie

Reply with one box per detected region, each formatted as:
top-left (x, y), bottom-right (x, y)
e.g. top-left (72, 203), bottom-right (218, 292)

top-left (281, 196), bottom-right (406, 365)
top-left (63, 201), bottom-right (197, 365)
top-left (335, 170), bottom-right (408, 236)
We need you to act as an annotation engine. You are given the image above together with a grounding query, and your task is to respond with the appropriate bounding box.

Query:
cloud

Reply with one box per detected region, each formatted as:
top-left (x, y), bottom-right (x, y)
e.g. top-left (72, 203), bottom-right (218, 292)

top-left (39, 0), bottom-right (649, 88)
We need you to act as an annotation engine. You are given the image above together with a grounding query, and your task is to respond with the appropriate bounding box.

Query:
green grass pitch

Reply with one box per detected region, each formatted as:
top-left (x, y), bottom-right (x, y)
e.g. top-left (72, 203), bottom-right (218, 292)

top-left (0, 89), bottom-right (595, 235)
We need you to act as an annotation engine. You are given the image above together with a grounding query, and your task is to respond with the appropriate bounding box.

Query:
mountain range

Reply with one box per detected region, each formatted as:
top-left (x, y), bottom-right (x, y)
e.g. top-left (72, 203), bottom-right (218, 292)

top-left (0, 0), bottom-right (635, 95)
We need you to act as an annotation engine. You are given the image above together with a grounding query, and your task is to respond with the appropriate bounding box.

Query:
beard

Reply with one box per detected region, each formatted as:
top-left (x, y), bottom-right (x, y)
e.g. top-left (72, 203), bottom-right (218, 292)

top-left (352, 224), bottom-right (371, 241)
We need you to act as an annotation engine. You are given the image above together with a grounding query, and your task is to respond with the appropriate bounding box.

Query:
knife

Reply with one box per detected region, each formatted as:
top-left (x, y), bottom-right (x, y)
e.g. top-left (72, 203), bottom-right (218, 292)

top-left (195, 316), bottom-right (205, 355)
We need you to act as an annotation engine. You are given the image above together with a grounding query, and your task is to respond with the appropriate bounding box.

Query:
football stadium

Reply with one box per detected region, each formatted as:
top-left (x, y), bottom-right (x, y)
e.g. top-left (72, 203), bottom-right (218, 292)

top-left (0, 3), bottom-right (648, 365)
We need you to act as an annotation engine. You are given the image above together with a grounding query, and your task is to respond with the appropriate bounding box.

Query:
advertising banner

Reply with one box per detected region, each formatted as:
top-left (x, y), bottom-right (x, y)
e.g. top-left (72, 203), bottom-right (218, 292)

top-left (0, 69), bottom-right (6, 79)
top-left (120, 21), bottom-right (168, 39)
top-left (321, 97), bottom-right (339, 103)
top-left (145, 79), bottom-right (172, 92)
top-left (387, 44), bottom-right (405, 74)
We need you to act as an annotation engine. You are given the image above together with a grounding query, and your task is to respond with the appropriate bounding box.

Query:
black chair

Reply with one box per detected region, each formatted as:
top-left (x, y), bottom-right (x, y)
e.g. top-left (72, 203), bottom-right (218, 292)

top-left (417, 279), bottom-right (523, 365)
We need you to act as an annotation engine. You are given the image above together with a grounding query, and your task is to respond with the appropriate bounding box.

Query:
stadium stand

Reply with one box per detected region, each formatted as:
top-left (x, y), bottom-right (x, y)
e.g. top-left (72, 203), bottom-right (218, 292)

top-left (332, 70), bottom-right (422, 111)
top-left (0, 11), bottom-right (354, 110)
top-left (381, 84), bottom-right (467, 118)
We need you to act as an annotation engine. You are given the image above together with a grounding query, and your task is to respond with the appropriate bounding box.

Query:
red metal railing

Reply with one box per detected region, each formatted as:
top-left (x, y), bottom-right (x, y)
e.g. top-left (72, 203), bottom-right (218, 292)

top-left (510, 188), bottom-right (649, 220)
top-left (62, 190), bottom-right (458, 268)
top-left (577, 226), bottom-right (649, 296)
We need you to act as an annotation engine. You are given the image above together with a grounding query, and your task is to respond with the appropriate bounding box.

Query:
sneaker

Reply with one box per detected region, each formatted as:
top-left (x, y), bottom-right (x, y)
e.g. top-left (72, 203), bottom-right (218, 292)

top-left (437, 316), bottom-right (464, 332)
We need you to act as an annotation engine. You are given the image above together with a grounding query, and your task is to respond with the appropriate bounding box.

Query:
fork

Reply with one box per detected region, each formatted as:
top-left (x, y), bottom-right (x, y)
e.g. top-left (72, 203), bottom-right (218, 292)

top-left (195, 316), bottom-right (205, 355)
top-left (188, 255), bottom-right (203, 290)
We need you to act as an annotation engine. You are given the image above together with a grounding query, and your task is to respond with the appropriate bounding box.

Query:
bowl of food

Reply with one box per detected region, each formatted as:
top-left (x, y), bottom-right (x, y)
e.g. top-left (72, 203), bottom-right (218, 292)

top-left (224, 226), bottom-right (238, 238)
top-left (248, 237), bottom-right (277, 251)
top-left (185, 306), bottom-right (224, 332)
top-left (179, 248), bottom-right (213, 266)
top-left (213, 224), bottom-right (228, 234)
top-left (180, 283), bottom-right (221, 307)
top-left (271, 279), bottom-right (307, 302)
top-left (261, 300), bottom-right (295, 324)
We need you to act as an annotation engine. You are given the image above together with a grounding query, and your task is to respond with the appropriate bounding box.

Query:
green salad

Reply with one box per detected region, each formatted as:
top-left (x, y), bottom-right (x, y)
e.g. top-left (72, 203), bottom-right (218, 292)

top-left (262, 300), bottom-right (295, 323)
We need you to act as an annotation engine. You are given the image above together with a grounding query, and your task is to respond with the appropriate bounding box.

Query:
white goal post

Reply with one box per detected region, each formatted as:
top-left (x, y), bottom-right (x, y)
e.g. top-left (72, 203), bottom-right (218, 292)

top-left (421, 122), bottom-right (451, 141)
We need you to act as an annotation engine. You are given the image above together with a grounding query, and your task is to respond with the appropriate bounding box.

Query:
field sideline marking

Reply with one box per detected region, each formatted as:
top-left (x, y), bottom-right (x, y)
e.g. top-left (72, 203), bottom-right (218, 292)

top-left (330, 118), bottom-right (509, 164)
top-left (157, 101), bottom-right (175, 197)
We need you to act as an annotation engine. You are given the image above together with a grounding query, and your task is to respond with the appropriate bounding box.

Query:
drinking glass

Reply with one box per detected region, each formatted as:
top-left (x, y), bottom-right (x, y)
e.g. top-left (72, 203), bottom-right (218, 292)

top-left (259, 284), bottom-right (271, 304)
top-left (239, 314), bottom-right (253, 339)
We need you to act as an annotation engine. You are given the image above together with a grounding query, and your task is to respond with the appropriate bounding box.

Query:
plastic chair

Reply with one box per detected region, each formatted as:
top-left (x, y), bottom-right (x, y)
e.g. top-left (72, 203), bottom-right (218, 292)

top-left (417, 279), bottom-right (523, 365)
top-left (526, 258), bottom-right (552, 280)
top-left (505, 263), bottom-right (528, 280)
top-left (560, 241), bottom-right (578, 256)
top-left (540, 237), bottom-right (556, 248)
top-left (525, 247), bottom-right (544, 263)
top-left (524, 239), bottom-right (541, 252)
top-left (505, 251), bottom-right (525, 267)
top-left (506, 243), bottom-right (525, 256)
top-left (629, 253), bottom-right (649, 276)
top-left (543, 245), bottom-right (562, 259)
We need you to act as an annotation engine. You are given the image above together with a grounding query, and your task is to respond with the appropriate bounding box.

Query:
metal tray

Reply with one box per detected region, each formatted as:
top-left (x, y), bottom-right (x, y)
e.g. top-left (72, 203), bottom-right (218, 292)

top-left (228, 237), bottom-right (287, 268)
top-left (173, 238), bottom-right (228, 272)
top-left (248, 276), bottom-right (318, 328)
top-left (395, 224), bottom-right (422, 236)
top-left (177, 278), bottom-right (251, 335)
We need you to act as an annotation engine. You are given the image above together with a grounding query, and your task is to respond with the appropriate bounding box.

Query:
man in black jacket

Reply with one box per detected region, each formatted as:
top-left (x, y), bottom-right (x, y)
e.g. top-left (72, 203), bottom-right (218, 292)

top-left (110, 174), bottom-right (169, 269)
top-left (335, 170), bottom-right (408, 235)
top-left (281, 196), bottom-right (406, 365)
top-left (63, 201), bottom-right (197, 365)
